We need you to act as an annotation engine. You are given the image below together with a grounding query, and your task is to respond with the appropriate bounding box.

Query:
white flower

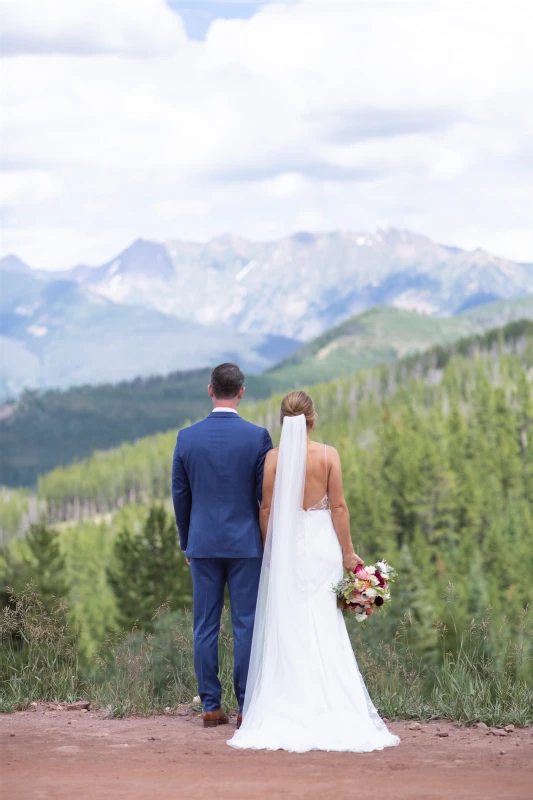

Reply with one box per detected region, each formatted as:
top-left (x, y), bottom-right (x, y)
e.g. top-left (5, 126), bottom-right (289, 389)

top-left (355, 612), bottom-right (367, 622)
top-left (369, 575), bottom-right (380, 586)
top-left (376, 560), bottom-right (391, 575)
top-left (365, 565), bottom-right (376, 575)
top-left (363, 587), bottom-right (378, 599)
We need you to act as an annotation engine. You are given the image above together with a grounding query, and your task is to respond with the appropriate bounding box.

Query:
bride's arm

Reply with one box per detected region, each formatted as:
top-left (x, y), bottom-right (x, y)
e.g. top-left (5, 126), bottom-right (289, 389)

top-left (259, 449), bottom-right (277, 546)
top-left (328, 447), bottom-right (364, 572)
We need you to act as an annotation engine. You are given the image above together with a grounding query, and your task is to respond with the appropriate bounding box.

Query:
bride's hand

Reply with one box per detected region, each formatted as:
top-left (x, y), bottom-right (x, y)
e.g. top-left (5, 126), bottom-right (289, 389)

top-left (343, 551), bottom-right (364, 573)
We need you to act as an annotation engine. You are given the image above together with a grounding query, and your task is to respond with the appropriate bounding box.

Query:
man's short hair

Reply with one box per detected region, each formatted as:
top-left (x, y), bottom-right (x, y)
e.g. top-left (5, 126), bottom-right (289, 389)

top-left (210, 363), bottom-right (245, 399)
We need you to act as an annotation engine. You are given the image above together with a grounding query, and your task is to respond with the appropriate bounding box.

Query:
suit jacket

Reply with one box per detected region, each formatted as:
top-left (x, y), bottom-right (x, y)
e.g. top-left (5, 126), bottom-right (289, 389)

top-left (171, 411), bottom-right (273, 558)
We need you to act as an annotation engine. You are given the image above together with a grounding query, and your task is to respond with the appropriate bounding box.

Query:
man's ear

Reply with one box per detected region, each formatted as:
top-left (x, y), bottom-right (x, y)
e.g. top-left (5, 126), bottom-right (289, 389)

top-left (208, 384), bottom-right (215, 399)
top-left (239, 386), bottom-right (246, 399)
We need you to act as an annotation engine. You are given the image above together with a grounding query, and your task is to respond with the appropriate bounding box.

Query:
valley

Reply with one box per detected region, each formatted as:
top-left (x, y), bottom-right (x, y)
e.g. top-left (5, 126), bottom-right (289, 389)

top-left (1, 300), bottom-right (533, 487)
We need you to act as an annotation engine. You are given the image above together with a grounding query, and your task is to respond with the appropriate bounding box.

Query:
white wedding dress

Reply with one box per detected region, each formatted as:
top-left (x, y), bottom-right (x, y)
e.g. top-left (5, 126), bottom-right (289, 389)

top-left (228, 414), bottom-right (400, 753)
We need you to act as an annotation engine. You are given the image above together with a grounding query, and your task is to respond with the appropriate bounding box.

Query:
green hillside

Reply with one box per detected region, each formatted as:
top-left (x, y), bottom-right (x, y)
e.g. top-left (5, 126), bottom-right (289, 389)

top-left (2, 296), bottom-right (532, 488)
top-left (21, 316), bottom-right (529, 522)
top-left (0, 369), bottom-right (279, 488)
top-left (267, 296), bottom-right (533, 384)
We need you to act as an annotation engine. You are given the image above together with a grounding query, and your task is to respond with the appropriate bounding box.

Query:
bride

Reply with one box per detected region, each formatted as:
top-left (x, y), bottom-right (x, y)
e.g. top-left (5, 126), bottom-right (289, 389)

top-left (228, 391), bottom-right (400, 753)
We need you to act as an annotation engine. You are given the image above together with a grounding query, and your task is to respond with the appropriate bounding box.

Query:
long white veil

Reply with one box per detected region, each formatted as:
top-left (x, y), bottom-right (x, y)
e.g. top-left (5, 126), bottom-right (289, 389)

top-left (243, 413), bottom-right (308, 716)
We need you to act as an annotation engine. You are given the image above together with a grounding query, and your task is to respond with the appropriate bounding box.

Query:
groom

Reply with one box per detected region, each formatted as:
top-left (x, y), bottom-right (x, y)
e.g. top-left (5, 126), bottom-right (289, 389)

top-left (172, 363), bottom-right (273, 728)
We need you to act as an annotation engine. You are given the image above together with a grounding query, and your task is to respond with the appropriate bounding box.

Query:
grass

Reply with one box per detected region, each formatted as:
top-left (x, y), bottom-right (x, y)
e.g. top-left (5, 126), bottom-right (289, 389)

top-left (0, 584), bottom-right (82, 712)
top-left (163, 608), bottom-right (236, 713)
top-left (87, 607), bottom-right (235, 717)
top-left (89, 628), bottom-right (158, 718)
top-left (429, 609), bottom-right (533, 727)
top-left (1, 585), bottom-right (532, 726)
top-left (354, 606), bottom-right (533, 726)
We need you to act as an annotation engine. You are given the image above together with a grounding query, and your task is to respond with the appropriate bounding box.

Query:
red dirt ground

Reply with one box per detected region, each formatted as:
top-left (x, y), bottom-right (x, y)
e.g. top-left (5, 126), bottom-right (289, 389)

top-left (2, 707), bottom-right (533, 800)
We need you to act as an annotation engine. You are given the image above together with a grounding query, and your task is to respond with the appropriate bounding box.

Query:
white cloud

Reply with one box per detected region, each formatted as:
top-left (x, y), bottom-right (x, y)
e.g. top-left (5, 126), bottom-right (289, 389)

top-left (1, 0), bottom-right (532, 268)
top-left (0, 0), bottom-right (187, 55)
top-left (0, 170), bottom-right (63, 206)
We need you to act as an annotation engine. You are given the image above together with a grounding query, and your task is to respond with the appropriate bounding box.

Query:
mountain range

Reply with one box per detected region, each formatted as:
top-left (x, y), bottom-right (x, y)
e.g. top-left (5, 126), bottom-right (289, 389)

top-left (1, 227), bottom-right (533, 400)
top-left (47, 228), bottom-right (533, 340)
top-left (0, 265), bottom-right (298, 400)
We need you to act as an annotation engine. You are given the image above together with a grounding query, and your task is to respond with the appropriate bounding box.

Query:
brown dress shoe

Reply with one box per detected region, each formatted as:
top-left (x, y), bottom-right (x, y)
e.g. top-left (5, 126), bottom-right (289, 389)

top-left (203, 708), bottom-right (230, 728)
top-left (236, 714), bottom-right (243, 729)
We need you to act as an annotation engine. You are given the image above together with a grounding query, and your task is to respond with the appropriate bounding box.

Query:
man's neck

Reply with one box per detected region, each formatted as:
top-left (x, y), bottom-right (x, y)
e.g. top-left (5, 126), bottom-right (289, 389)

top-left (212, 397), bottom-right (240, 411)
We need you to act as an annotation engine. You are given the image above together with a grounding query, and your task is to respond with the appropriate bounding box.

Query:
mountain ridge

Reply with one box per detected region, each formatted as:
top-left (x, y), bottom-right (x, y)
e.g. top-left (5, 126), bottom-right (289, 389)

top-left (2, 227), bottom-right (533, 402)
top-left (0, 267), bottom-right (300, 400)
top-left (8, 228), bottom-right (533, 341)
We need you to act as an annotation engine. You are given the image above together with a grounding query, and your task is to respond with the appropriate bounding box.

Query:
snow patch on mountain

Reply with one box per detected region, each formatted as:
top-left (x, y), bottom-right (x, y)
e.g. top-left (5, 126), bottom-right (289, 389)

top-left (236, 260), bottom-right (258, 282)
top-left (107, 260), bottom-right (121, 278)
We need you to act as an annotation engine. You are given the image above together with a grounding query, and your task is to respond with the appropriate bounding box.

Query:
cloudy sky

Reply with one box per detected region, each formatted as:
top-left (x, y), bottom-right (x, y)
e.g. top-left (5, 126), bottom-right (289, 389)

top-left (1, 0), bottom-right (532, 269)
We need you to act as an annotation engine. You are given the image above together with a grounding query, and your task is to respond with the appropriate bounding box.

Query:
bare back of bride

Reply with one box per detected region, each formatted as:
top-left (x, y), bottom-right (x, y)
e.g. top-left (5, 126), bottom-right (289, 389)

top-left (228, 391), bottom-right (400, 753)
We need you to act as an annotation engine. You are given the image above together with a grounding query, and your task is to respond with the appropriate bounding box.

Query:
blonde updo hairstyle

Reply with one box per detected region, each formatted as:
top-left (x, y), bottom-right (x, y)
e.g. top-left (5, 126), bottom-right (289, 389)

top-left (280, 390), bottom-right (317, 430)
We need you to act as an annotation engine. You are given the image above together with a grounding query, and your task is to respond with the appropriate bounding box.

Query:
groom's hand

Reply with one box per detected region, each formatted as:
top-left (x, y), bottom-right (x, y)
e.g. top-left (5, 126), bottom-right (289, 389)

top-left (343, 551), bottom-right (364, 572)
top-left (185, 557), bottom-right (191, 566)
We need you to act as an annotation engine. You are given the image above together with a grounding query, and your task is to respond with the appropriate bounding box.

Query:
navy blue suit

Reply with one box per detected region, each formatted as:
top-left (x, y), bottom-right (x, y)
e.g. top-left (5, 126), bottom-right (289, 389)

top-left (172, 410), bottom-right (273, 711)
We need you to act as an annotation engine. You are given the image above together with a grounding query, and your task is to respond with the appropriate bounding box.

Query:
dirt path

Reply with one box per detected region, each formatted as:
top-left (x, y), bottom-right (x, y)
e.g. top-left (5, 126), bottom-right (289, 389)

top-left (2, 708), bottom-right (533, 800)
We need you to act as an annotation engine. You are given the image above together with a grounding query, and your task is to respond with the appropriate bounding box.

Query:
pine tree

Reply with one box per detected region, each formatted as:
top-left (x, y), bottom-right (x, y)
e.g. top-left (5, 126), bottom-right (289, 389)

top-left (107, 504), bottom-right (192, 630)
top-left (0, 522), bottom-right (69, 613)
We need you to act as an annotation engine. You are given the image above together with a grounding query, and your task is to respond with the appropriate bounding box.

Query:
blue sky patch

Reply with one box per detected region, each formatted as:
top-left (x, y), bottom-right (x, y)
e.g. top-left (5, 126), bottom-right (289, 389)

top-left (167, 1), bottom-right (271, 40)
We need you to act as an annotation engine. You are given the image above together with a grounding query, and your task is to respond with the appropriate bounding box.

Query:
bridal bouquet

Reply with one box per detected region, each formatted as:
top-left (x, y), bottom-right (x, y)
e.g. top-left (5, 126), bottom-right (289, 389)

top-left (333, 560), bottom-right (395, 622)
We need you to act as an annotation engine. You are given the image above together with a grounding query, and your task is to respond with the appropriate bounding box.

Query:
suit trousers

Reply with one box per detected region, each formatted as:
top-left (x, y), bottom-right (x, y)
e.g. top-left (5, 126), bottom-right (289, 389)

top-left (190, 557), bottom-right (262, 712)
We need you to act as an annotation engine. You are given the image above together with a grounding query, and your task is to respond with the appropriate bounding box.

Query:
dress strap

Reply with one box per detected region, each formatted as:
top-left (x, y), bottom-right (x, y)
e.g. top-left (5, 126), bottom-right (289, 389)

top-left (324, 444), bottom-right (328, 494)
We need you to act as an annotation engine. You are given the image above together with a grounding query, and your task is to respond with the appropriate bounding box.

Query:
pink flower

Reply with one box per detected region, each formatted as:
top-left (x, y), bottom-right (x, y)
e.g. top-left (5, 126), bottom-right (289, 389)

top-left (366, 607), bottom-right (374, 615)
top-left (355, 565), bottom-right (369, 580)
